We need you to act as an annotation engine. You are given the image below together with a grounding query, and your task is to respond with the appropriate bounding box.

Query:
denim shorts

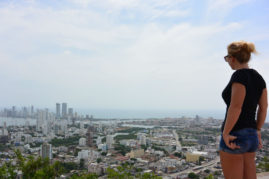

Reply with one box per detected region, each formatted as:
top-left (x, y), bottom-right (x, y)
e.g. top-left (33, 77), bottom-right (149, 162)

top-left (219, 128), bottom-right (258, 154)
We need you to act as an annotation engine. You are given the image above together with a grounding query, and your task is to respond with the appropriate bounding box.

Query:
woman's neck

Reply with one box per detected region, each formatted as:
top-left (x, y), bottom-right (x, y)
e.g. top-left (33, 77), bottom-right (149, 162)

top-left (234, 63), bottom-right (249, 70)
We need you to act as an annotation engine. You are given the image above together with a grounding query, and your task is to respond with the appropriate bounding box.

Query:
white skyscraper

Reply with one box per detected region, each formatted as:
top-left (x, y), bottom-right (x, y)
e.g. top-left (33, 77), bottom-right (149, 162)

top-left (80, 122), bottom-right (84, 129)
top-left (24, 135), bottom-right (33, 144)
top-left (139, 135), bottom-right (147, 146)
top-left (41, 143), bottom-right (52, 160)
top-left (68, 108), bottom-right (73, 117)
top-left (62, 103), bottom-right (67, 118)
top-left (56, 103), bottom-right (61, 118)
top-left (106, 135), bottom-right (114, 149)
top-left (2, 122), bottom-right (8, 136)
top-left (42, 123), bottom-right (48, 136)
top-left (37, 110), bottom-right (46, 132)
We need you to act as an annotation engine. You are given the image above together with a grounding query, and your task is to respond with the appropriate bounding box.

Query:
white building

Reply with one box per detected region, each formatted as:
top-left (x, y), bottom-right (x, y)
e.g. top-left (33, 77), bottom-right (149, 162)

top-left (96, 136), bottom-right (102, 145)
top-left (37, 110), bottom-right (46, 132)
top-left (78, 150), bottom-right (89, 161)
top-left (139, 135), bottom-right (147, 145)
top-left (62, 103), bottom-right (67, 118)
top-left (80, 122), bottom-right (84, 129)
top-left (106, 135), bottom-right (114, 149)
top-left (79, 138), bottom-right (86, 146)
top-left (41, 143), bottom-right (52, 160)
top-left (77, 149), bottom-right (100, 162)
top-left (42, 123), bottom-right (48, 136)
top-left (98, 144), bottom-right (107, 152)
top-left (1, 122), bottom-right (8, 136)
top-left (24, 135), bottom-right (33, 144)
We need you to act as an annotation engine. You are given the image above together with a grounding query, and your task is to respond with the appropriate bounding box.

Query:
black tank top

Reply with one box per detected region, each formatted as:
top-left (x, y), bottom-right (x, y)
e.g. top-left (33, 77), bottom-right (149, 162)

top-left (221, 68), bottom-right (266, 132)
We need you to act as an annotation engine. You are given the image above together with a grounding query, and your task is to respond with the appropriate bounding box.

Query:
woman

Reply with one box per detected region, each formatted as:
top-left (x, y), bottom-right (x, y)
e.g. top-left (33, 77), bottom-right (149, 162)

top-left (219, 41), bottom-right (268, 179)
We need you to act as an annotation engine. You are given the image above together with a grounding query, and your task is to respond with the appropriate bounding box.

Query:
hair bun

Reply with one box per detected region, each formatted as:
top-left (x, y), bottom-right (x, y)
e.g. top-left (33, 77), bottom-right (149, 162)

top-left (246, 42), bottom-right (257, 54)
top-left (240, 41), bottom-right (257, 54)
top-left (227, 40), bottom-right (258, 63)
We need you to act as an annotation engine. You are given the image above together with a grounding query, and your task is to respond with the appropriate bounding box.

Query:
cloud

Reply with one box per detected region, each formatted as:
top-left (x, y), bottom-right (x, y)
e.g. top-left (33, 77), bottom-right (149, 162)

top-left (206, 0), bottom-right (252, 16)
top-left (0, 0), bottom-right (268, 111)
top-left (69, 0), bottom-right (189, 20)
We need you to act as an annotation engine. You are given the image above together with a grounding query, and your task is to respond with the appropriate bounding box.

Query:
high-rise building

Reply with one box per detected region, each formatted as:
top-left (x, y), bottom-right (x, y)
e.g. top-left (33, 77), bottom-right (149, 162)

top-left (22, 107), bottom-right (28, 118)
top-left (96, 136), bottom-right (102, 146)
top-left (106, 135), bottom-right (114, 149)
top-left (68, 108), bottom-right (73, 117)
top-left (41, 143), bottom-right (52, 160)
top-left (12, 106), bottom-right (16, 117)
top-left (56, 103), bottom-right (61, 118)
top-left (62, 103), bottom-right (67, 118)
top-left (86, 126), bottom-right (95, 147)
top-left (36, 110), bottom-right (46, 132)
top-left (31, 105), bottom-right (34, 117)
top-left (24, 135), bottom-right (33, 144)
top-left (139, 135), bottom-right (147, 146)
top-left (45, 108), bottom-right (49, 120)
top-left (80, 122), bottom-right (84, 129)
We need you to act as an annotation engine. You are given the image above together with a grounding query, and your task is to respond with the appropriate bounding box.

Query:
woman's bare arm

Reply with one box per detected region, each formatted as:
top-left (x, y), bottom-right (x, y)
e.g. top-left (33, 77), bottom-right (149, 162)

top-left (222, 82), bottom-right (246, 149)
top-left (257, 88), bottom-right (268, 130)
top-left (223, 83), bottom-right (246, 135)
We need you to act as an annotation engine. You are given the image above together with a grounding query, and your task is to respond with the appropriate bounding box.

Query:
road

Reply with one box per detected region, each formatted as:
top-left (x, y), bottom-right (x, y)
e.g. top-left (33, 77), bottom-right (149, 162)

top-left (166, 156), bottom-right (220, 178)
top-left (172, 130), bottom-right (182, 151)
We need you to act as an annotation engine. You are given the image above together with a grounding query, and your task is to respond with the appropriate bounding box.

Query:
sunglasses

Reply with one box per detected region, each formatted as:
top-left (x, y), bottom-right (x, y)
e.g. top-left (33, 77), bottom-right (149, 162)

top-left (224, 55), bottom-right (232, 61)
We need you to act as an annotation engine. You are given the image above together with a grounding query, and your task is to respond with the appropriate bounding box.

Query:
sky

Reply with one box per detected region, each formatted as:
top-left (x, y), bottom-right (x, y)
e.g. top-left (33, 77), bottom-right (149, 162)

top-left (0, 0), bottom-right (269, 112)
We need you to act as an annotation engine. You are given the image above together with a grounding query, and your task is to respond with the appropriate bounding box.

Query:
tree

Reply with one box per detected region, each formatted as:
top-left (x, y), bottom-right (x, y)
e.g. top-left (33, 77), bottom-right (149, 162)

top-left (60, 162), bottom-right (79, 172)
top-left (7, 150), bottom-right (64, 179)
top-left (204, 174), bottom-right (214, 179)
top-left (188, 172), bottom-right (199, 179)
top-left (199, 156), bottom-right (205, 162)
top-left (106, 162), bottom-right (162, 179)
top-left (141, 145), bottom-right (147, 150)
top-left (79, 159), bottom-right (85, 170)
top-left (258, 156), bottom-right (269, 172)
top-left (101, 152), bottom-right (107, 156)
top-left (0, 162), bottom-right (16, 179)
top-left (97, 158), bottom-right (102, 163)
top-left (174, 152), bottom-right (182, 158)
top-left (70, 173), bottom-right (98, 179)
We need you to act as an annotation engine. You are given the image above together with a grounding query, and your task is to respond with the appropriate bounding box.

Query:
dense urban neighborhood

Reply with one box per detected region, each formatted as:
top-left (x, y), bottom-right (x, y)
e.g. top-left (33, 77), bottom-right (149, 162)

top-left (0, 104), bottom-right (269, 178)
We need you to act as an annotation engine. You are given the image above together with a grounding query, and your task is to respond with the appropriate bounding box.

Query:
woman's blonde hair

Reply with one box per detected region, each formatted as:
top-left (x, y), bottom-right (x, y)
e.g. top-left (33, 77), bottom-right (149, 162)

top-left (227, 40), bottom-right (257, 64)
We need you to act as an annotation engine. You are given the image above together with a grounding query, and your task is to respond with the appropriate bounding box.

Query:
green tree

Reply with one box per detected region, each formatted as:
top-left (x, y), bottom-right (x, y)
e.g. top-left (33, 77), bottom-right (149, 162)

top-left (97, 158), bottom-right (102, 163)
top-left (188, 172), bottom-right (199, 179)
top-left (106, 163), bottom-right (162, 179)
top-left (79, 158), bottom-right (85, 170)
top-left (258, 156), bottom-right (269, 172)
top-left (60, 162), bottom-right (79, 173)
top-left (70, 173), bottom-right (98, 179)
top-left (213, 171), bottom-right (221, 176)
top-left (204, 174), bottom-right (214, 179)
top-left (0, 162), bottom-right (16, 179)
top-left (12, 150), bottom-right (63, 178)
top-left (174, 152), bottom-right (182, 158)
top-left (199, 156), bottom-right (205, 162)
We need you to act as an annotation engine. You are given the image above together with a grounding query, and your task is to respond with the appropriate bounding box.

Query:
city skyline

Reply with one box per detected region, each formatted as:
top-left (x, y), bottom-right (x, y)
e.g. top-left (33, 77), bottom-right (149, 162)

top-left (0, 0), bottom-right (269, 111)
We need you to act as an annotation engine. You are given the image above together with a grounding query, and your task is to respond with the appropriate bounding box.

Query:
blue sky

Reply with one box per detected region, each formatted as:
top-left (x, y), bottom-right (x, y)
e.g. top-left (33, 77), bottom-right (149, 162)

top-left (0, 0), bottom-right (269, 112)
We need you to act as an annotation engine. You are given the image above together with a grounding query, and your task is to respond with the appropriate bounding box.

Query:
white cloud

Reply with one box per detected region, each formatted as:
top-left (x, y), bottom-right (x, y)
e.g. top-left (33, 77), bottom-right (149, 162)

top-left (69, 0), bottom-right (189, 19)
top-left (0, 1), bottom-right (268, 112)
top-left (206, 0), bottom-right (252, 16)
